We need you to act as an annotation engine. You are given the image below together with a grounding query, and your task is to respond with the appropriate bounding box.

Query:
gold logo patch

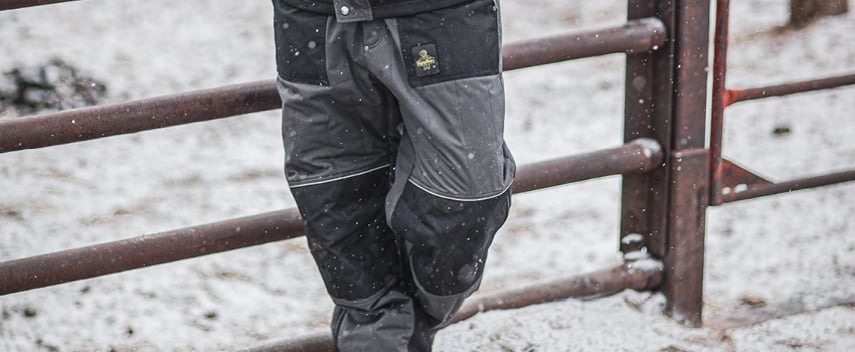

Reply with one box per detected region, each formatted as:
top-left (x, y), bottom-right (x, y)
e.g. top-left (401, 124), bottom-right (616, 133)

top-left (416, 49), bottom-right (437, 72)
top-left (411, 43), bottom-right (440, 77)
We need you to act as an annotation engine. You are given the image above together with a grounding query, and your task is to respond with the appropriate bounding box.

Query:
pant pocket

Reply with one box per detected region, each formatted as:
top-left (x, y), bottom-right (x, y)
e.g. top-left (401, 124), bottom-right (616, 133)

top-left (273, 1), bottom-right (329, 85)
top-left (395, 0), bottom-right (501, 87)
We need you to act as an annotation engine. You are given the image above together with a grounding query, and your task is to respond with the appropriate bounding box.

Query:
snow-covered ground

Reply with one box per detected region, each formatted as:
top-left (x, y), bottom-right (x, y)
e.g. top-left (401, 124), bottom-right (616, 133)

top-left (1, 0), bottom-right (853, 351)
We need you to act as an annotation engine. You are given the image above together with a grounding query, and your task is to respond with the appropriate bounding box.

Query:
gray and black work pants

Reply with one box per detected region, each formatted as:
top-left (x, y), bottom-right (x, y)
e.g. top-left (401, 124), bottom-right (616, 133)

top-left (273, 0), bottom-right (515, 350)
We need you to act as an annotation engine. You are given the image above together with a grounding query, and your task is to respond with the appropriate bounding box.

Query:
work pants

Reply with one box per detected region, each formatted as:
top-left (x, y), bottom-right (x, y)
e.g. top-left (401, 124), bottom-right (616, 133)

top-left (273, 1), bottom-right (514, 350)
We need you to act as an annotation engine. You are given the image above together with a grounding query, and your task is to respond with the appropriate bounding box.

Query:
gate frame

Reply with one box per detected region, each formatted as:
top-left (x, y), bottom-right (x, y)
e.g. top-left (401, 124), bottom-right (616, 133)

top-left (709, 0), bottom-right (855, 206)
top-left (622, 0), bottom-right (711, 327)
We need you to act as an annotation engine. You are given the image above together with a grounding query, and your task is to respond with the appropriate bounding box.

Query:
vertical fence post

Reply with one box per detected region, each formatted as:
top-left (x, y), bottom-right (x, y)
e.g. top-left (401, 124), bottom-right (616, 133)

top-left (621, 0), bottom-right (675, 259)
top-left (709, 0), bottom-right (730, 206)
top-left (623, 0), bottom-right (711, 327)
top-left (663, 0), bottom-right (710, 327)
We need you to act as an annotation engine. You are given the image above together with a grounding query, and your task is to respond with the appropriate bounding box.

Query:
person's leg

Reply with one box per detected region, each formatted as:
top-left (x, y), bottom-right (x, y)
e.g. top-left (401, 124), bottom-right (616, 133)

top-left (392, 184), bottom-right (512, 350)
top-left (273, 3), bottom-right (417, 351)
top-left (275, 0), bottom-right (512, 349)
top-left (354, 0), bottom-right (515, 349)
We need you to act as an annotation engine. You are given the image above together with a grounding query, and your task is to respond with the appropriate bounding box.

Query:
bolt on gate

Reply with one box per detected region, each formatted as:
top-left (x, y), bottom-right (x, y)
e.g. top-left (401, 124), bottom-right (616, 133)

top-left (1, 0), bottom-right (852, 351)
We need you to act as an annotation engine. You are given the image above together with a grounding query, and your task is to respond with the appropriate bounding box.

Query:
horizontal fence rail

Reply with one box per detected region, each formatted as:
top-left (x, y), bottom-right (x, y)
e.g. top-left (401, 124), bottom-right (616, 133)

top-left (0, 81), bottom-right (280, 153)
top-left (0, 0), bottom-right (73, 10)
top-left (502, 18), bottom-right (666, 70)
top-left (724, 73), bottom-right (855, 106)
top-left (450, 260), bottom-right (663, 323)
top-left (0, 18), bottom-right (665, 154)
top-left (513, 138), bottom-right (662, 193)
top-left (0, 209), bottom-right (304, 296)
top-left (720, 169), bottom-right (855, 203)
top-left (237, 261), bottom-right (664, 352)
top-left (0, 139), bottom-right (662, 296)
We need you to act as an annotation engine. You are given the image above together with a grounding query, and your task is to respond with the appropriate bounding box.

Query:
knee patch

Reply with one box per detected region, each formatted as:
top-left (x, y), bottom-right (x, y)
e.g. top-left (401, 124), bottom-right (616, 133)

top-left (292, 168), bottom-right (400, 301)
top-left (390, 183), bottom-right (511, 296)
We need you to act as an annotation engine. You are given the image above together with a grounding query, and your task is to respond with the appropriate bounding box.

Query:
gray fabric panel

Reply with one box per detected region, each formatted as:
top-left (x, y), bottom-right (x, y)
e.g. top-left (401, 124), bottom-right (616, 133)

top-left (277, 78), bottom-right (394, 187)
top-left (279, 15), bottom-right (514, 197)
top-left (405, 76), bottom-right (514, 200)
top-left (356, 19), bottom-right (514, 201)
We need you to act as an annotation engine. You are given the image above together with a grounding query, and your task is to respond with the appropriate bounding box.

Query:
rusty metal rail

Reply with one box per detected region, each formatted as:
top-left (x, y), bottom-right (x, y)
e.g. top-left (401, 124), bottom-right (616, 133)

top-left (451, 260), bottom-right (663, 323)
top-left (725, 73), bottom-right (855, 106)
top-left (0, 80), bottom-right (280, 153)
top-left (513, 138), bottom-right (662, 193)
top-left (720, 169), bottom-right (855, 203)
top-left (237, 261), bottom-right (664, 352)
top-left (503, 18), bottom-right (665, 70)
top-left (0, 139), bottom-right (662, 296)
top-left (0, 209), bottom-right (304, 295)
top-left (0, 0), bottom-right (72, 10)
top-left (0, 18), bottom-right (664, 154)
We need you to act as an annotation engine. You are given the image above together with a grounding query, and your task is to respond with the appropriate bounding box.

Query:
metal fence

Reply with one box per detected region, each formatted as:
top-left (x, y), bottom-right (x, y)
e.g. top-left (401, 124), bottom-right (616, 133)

top-left (1, 0), bottom-right (852, 351)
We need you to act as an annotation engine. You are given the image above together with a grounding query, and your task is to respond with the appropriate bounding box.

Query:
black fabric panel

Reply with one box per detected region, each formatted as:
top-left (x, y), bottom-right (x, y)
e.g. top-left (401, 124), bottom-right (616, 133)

top-left (273, 1), bottom-right (329, 85)
top-left (277, 0), bottom-right (475, 19)
top-left (396, 0), bottom-right (500, 87)
top-left (275, 0), bottom-right (334, 14)
top-left (330, 291), bottom-right (417, 352)
top-left (390, 183), bottom-right (511, 296)
top-left (371, 0), bottom-right (476, 19)
top-left (291, 167), bottom-right (400, 300)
